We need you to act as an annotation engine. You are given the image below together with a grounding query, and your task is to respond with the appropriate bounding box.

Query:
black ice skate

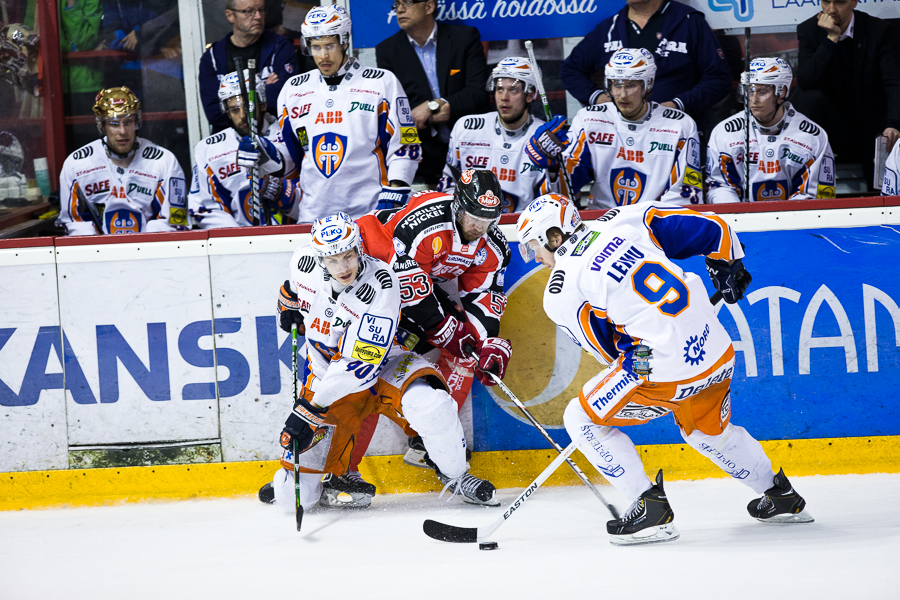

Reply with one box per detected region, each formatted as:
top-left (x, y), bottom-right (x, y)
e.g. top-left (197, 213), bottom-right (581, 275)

top-left (437, 469), bottom-right (500, 507)
top-left (403, 435), bottom-right (471, 470)
top-left (747, 468), bottom-right (814, 523)
top-left (318, 471), bottom-right (376, 508)
top-left (607, 470), bottom-right (679, 546)
top-left (258, 482), bottom-right (275, 504)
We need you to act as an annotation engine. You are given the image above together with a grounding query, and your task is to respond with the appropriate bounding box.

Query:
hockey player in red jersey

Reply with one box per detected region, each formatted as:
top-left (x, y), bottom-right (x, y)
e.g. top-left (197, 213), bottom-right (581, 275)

top-left (516, 194), bottom-right (812, 545)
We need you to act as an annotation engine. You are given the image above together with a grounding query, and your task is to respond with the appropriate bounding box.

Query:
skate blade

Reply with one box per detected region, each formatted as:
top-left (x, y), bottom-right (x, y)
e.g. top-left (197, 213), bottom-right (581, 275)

top-left (756, 508), bottom-right (814, 524)
top-left (403, 448), bottom-right (435, 470)
top-left (461, 494), bottom-right (500, 507)
top-left (609, 523), bottom-right (680, 546)
top-left (318, 491), bottom-right (373, 509)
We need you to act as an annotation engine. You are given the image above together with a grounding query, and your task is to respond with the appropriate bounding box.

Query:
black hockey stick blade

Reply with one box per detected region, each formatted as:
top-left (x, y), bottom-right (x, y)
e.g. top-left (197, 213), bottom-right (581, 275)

top-left (295, 503), bottom-right (304, 532)
top-left (710, 291), bottom-right (722, 305)
top-left (423, 519), bottom-right (477, 543)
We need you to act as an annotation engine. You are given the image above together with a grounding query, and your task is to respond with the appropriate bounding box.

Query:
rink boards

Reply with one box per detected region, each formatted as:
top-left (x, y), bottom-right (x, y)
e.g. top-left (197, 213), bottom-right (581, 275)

top-left (2, 198), bottom-right (900, 508)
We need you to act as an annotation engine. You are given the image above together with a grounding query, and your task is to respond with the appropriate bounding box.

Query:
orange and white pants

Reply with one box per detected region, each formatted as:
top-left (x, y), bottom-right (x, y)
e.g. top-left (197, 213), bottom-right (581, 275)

top-left (564, 347), bottom-right (775, 503)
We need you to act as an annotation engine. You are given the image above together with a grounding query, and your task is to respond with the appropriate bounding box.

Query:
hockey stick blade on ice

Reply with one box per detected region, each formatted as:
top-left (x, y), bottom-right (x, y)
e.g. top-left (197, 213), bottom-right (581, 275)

top-left (423, 441), bottom-right (577, 543)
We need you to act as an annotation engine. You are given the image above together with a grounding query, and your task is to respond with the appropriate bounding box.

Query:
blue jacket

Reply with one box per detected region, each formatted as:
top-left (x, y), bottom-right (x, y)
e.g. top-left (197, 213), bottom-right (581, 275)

top-left (198, 30), bottom-right (299, 133)
top-left (560, 0), bottom-right (730, 119)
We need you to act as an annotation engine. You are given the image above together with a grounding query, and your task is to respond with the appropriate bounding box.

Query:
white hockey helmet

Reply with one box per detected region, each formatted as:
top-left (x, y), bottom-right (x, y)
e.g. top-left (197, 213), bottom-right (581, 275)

top-left (0, 131), bottom-right (24, 174)
top-left (741, 57), bottom-right (793, 99)
top-left (605, 48), bottom-right (656, 94)
top-left (487, 56), bottom-right (540, 94)
top-left (310, 212), bottom-right (363, 268)
top-left (515, 193), bottom-right (582, 262)
top-left (300, 5), bottom-right (351, 56)
top-left (217, 69), bottom-right (266, 113)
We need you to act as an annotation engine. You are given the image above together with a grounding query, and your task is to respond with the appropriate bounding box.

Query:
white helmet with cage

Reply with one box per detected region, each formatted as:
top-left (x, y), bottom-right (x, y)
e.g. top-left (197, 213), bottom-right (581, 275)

top-left (487, 56), bottom-right (540, 94)
top-left (217, 70), bottom-right (266, 113)
top-left (300, 5), bottom-right (351, 56)
top-left (310, 212), bottom-right (363, 267)
top-left (741, 57), bottom-right (793, 99)
top-left (604, 48), bottom-right (656, 94)
top-left (515, 193), bottom-right (582, 262)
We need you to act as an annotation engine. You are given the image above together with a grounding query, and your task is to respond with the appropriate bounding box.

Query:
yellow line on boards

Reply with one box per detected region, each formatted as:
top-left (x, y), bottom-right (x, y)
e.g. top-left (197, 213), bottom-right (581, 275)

top-left (2, 435), bottom-right (897, 511)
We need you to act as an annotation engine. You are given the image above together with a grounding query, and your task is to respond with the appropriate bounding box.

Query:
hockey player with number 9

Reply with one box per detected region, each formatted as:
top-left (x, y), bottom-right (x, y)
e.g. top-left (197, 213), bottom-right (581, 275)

top-left (259, 213), bottom-right (498, 510)
top-left (516, 194), bottom-right (812, 545)
top-left (706, 57), bottom-right (835, 203)
top-left (247, 5), bottom-right (421, 223)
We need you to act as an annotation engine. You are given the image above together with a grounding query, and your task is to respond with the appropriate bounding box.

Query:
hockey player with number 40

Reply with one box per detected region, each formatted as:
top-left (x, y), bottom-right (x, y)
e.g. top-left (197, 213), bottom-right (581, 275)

top-left (249, 5), bottom-right (420, 222)
top-left (190, 70), bottom-right (298, 228)
top-left (515, 194), bottom-right (812, 545)
top-left (706, 57), bottom-right (835, 203)
top-left (527, 48), bottom-right (704, 208)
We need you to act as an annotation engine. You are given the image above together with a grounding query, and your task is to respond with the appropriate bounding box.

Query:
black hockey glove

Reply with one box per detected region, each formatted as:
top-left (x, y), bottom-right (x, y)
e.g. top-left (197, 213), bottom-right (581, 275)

top-left (278, 280), bottom-right (305, 334)
top-left (705, 257), bottom-right (752, 304)
top-left (281, 397), bottom-right (327, 453)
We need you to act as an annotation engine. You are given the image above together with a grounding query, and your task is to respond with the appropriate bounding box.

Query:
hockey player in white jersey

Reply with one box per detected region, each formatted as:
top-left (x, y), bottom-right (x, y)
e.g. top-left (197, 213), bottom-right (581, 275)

top-left (260, 213), bottom-right (498, 510)
top-left (189, 70), bottom-right (298, 228)
top-left (57, 87), bottom-right (187, 235)
top-left (516, 194), bottom-right (812, 545)
top-left (707, 58), bottom-right (835, 203)
top-left (526, 49), bottom-right (704, 208)
top-left (438, 57), bottom-right (552, 213)
top-left (244, 5), bottom-right (420, 223)
top-left (882, 136), bottom-right (900, 196)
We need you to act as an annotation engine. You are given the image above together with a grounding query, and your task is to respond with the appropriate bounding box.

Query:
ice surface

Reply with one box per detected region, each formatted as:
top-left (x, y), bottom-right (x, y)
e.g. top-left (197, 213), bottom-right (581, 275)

top-left (1, 473), bottom-right (897, 599)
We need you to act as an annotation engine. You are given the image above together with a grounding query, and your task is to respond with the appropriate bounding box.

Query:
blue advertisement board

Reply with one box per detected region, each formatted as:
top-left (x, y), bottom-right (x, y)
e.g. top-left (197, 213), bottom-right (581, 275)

top-left (473, 226), bottom-right (900, 450)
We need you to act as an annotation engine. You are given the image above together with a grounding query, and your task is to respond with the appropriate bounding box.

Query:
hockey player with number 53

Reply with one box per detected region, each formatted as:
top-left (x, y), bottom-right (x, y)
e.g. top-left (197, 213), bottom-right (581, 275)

top-left (516, 194), bottom-right (812, 545)
top-left (247, 5), bottom-right (421, 223)
top-left (706, 58), bottom-right (835, 203)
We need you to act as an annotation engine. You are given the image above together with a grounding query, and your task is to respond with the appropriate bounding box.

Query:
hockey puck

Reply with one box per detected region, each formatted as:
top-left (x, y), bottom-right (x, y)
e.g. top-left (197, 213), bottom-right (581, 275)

top-left (478, 541), bottom-right (499, 551)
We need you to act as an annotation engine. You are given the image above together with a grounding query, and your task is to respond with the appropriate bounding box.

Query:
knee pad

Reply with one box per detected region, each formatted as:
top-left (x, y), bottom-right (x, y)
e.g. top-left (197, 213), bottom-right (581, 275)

top-left (400, 379), bottom-right (460, 437)
top-left (563, 398), bottom-right (611, 442)
top-left (682, 423), bottom-right (735, 453)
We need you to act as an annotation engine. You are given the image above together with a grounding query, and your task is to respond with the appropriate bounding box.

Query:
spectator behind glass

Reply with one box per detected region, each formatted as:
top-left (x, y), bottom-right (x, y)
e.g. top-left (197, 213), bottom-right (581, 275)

top-left (559, 0), bottom-right (731, 124)
top-left (60, 0), bottom-right (104, 115)
top-left (375, 0), bottom-right (490, 186)
top-left (792, 0), bottom-right (900, 190)
top-left (198, 0), bottom-right (299, 133)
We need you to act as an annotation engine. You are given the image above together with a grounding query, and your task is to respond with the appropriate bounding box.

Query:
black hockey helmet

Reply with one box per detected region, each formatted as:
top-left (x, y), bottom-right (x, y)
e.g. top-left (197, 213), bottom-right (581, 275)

top-left (452, 168), bottom-right (503, 221)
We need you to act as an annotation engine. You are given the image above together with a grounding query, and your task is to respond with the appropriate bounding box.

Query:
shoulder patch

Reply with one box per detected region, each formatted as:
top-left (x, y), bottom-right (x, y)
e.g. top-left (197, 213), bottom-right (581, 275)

top-left (723, 116), bottom-right (744, 133)
top-left (297, 256), bottom-right (316, 273)
top-left (291, 73), bottom-right (311, 86)
top-left (142, 146), bottom-right (164, 160)
top-left (206, 132), bottom-right (227, 145)
top-left (798, 120), bottom-right (821, 136)
top-left (374, 269), bottom-right (393, 289)
top-left (548, 271), bottom-right (565, 294)
top-left (586, 104), bottom-right (608, 112)
top-left (356, 283), bottom-right (376, 304)
top-left (72, 146), bottom-right (94, 160)
top-left (361, 68), bottom-right (385, 79)
top-left (662, 108), bottom-right (685, 121)
top-left (596, 208), bottom-right (620, 223)
top-left (464, 117), bottom-right (486, 130)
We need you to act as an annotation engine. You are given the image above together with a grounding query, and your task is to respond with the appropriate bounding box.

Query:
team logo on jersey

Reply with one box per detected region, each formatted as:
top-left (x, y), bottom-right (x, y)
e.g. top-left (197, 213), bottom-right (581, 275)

top-left (477, 190), bottom-right (500, 208)
top-left (296, 126), bottom-right (309, 148)
top-left (683, 324), bottom-right (710, 366)
top-left (351, 341), bottom-right (386, 365)
top-left (432, 237), bottom-right (442, 254)
top-left (104, 208), bottom-right (142, 234)
top-left (460, 169), bottom-right (474, 184)
top-left (753, 180), bottom-right (788, 202)
top-left (312, 133), bottom-right (348, 178)
top-left (609, 167), bottom-right (646, 205)
top-left (359, 314), bottom-right (392, 347)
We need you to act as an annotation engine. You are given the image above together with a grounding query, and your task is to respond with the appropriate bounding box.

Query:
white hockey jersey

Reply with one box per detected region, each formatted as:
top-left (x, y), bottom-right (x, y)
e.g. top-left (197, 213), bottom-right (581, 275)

top-left (190, 114), bottom-right (299, 228)
top-left (706, 103), bottom-right (835, 203)
top-left (562, 102), bottom-right (703, 209)
top-left (57, 137), bottom-right (185, 235)
top-left (437, 112), bottom-right (553, 213)
top-left (544, 202), bottom-right (741, 382)
top-left (271, 58), bottom-right (421, 223)
top-left (882, 141), bottom-right (900, 196)
top-left (288, 247), bottom-right (401, 407)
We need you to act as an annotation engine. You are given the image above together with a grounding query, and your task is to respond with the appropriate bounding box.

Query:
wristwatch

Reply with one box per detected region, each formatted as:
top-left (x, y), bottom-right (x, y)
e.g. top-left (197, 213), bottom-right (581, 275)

top-left (428, 100), bottom-right (441, 112)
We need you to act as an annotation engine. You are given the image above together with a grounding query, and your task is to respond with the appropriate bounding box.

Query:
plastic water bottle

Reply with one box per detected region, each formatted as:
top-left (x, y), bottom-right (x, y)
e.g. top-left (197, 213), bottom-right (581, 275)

top-left (34, 157), bottom-right (51, 198)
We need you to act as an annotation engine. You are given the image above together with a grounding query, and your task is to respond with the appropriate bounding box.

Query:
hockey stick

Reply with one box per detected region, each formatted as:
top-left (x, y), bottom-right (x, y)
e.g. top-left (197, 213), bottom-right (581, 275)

top-left (424, 441), bottom-right (578, 543)
top-left (469, 351), bottom-right (619, 519)
top-left (525, 40), bottom-right (575, 199)
top-left (291, 323), bottom-right (303, 532)
top-left (233, 57), bottom-right (261, 225)
top-left (247, 59), bottom-right (269, 226)
top-left (75, 183), bottom-right (103, 234)
top-left (740, 72), bottom-right (751, 203)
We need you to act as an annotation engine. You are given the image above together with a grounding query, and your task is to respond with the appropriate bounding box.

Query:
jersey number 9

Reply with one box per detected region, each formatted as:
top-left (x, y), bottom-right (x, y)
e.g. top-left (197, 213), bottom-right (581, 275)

top-left (632, 262), bottom-right (689, 317)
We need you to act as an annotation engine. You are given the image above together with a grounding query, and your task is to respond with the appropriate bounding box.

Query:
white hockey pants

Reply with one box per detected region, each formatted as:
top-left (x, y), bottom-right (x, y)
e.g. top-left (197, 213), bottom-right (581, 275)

top-left (401, 378), bottom-right (468, 479)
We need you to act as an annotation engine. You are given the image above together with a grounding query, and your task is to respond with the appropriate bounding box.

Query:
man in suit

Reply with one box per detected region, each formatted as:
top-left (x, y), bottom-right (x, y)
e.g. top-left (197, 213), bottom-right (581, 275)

top-left (793, 0), bottom-right (900, 189)
top-left (375, 0), bottom-right (490, 185)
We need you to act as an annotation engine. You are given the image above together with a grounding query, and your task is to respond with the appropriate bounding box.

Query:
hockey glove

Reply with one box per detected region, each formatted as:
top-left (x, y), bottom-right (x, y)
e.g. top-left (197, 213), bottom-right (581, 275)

top-left (278, 280), bottom-right (305, 334)
top-left (624, 344), bottom-right (652, 377)
top-left (261, 176), bottom-right (298, 212)
top-left (377, 186), bottom-right (411, 210)
top-left (475, 337), bottom-right (512, 386)
top-left (281, 397), bottom-right (327, 453)
top-left (705, 257), bottom-right (752, 304)
top-left (525, 115), bottom-right (569, 169)
top-left (237, 135), bottom-right (280, 168)
top-left (426, 314), bottom-right (478, 360)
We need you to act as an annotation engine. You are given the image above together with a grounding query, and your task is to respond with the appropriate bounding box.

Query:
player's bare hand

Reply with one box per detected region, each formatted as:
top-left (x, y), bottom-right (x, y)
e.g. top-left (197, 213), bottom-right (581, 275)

top-left (431, 100), bottom-right (451, 124)
top-left (659, 101), bottom-right (678, 109)
top-left (817, 12), bottom-right (841, 42)
top-left (266, 72), bottom-right (279, 84)
top-left (412, 101), bottom-right (432, 130)
top-left (883, 127), bottom-right (900, 152)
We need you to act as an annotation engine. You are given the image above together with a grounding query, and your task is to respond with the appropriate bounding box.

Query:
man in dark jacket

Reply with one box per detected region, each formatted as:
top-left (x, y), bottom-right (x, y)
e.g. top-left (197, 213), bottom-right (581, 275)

top-left (560, 0), bottom-right (730, 123)
top-left (198, 0), bottom-right (298, 133)
top-left (375, 0), bottom-right (489, 185)
top-left (793, 0), bottom-right (900, 189)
